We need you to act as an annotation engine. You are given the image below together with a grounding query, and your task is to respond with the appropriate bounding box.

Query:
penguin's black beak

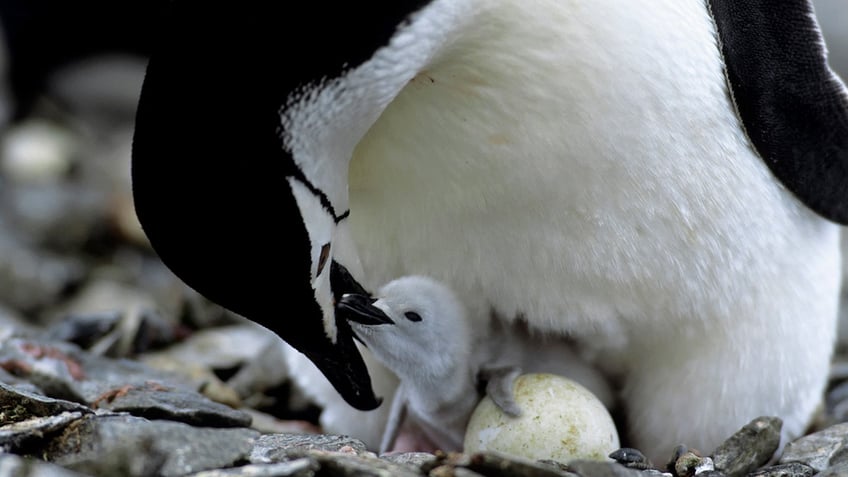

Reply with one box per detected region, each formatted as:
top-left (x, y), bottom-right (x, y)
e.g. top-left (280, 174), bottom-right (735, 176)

top-left (299, 320), bottom-right (383, 410)
top-left (338, 294), bottom-right (395, 325)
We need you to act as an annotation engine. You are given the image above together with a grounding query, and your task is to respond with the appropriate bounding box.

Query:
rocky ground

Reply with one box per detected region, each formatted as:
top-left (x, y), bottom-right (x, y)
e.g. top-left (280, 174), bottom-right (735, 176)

top-left (2, 4), bottom-right (848, 475)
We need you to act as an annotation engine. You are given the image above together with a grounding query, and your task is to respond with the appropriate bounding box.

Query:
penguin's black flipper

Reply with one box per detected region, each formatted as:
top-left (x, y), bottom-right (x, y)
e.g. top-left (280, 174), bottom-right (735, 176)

top-left (708, 0), bottom-right (848, 224)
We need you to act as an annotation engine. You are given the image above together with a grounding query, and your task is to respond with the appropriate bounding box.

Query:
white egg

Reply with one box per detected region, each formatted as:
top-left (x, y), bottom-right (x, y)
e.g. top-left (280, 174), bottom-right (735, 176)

top-left (464, 373), bottom-right (620, 463)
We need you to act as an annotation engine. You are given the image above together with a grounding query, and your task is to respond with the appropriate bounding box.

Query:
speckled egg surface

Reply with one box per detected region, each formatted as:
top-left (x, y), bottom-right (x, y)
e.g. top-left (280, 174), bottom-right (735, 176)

top-left (463, 373), bottom-right (619, 463)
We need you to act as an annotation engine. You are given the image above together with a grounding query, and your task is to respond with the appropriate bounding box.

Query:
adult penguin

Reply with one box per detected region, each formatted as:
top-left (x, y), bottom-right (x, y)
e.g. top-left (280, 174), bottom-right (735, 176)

top-left (132, 0), bottom-right (848, 461)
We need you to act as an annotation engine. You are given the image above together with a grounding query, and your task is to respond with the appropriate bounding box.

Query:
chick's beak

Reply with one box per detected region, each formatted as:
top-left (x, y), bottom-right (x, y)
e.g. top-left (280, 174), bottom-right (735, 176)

top-left (338, 294), bottom-right (395, 325)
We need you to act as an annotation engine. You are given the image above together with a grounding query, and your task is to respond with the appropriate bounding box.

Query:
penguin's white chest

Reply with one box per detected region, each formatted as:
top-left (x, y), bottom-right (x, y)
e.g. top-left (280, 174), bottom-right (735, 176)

top-left (348, 0), bottom-right (838, 341)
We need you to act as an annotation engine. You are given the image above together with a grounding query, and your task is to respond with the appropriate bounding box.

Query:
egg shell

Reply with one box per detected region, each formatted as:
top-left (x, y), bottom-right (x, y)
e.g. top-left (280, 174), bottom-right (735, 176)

top-left (463, 373), bottom-right (619, 463)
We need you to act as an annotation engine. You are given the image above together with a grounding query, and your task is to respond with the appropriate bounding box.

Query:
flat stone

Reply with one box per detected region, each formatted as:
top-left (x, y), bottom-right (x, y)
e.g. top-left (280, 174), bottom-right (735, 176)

top-left (433, 452), bottom-right (578, 477)
top-left (779, 422), bottom-right (848, 471)
top-left (91, 383), bottom-right (252, 428)
top-left (748, 462), bottom-right (816, 477)
top-left (1, 338), bottom-right (251, 428)
top-left (0, 371), bottom-right (44, 396)
top-left (45, 414), bottom-right (260, 477)
top-left (0, 411), bottom-right (85, 453)
top-left (305, 451), bottom-right (422, 477)
top-left (609, 448), bottom-right (651, 470)
top-left (711, 416), bottom-right (782, 477)
top-left (568, 460), bottom-right (644, 477)
top-left (830, 439), bottom-right (848, 467)
top-left (814, 462), bottom-right (848, 477)
top-left (0, 381), bottom-right (92, 420)
top-left (379, 451), bottom-right (437, 470)
top-left (0, 453), bottom-right (89, 477)
top-left (250, 433), bottom-right (369, 463)
top-left (183, 459), bottom-right (320, 477)
top-left (675, 451), bottom-right (714, 476)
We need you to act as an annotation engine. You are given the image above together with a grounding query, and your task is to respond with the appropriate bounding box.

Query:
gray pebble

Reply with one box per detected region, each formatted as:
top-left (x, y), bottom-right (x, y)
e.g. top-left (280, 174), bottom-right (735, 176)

top-left (379, 451), bottom-right (437, 469)
top-left (90, 383), bottom-right (252, 428)
top-left (434, 452), bottom-right (577, 477)
top-left (0, 453), bottom-right (90, 477)
top-left (609, 448), bottom-right (652, 470)
top-left (813, 462), bottom-right (848, 477)
top-left (0, 381), bottom-right (92, 418)
top-left (0, 337), bottom-right (252, 428)
top-left (308, 452), bottom-right (421, 477)
top-left (568, 460), bottom-right (644, 477)
top-left (45, 414), bottom-right (259, 477)
top-left (711, 416), bottom-right (782, 477)
top-left (183, 459), bottom-right (320, 477)
top-left (674, 451), bottom-right (714, 476)
top-left (0, 412), bottom-right (85, 453)
top-left (747, 462), bottom-right (815, 477)
top-left (779, 422), bottom-right (848, 472)
top-left (249, 433), bottom-right (370, 463)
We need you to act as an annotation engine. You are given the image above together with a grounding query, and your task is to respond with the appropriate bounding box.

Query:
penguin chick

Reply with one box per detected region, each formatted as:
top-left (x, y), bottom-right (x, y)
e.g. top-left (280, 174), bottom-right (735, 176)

top-left (339, 275), bottom-right (613, 454)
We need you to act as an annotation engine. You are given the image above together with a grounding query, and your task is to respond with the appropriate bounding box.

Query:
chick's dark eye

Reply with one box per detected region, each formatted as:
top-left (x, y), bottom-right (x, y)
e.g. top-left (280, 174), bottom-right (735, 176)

top-left (404, 311), bottom-right (423, 322)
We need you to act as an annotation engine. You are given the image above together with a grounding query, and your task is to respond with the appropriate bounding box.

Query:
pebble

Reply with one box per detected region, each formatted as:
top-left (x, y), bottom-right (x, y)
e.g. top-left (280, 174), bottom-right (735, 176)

top-left (379, 452), bottom-right (438, 470)
top-left (249, 433), bottom-right (370, 463)
top-left (0, 411), bottom-right (86, 453)
top-left (813, 462), bottom-right (848, 477)
top-left (747, 462), bottom-right (816, 477)
top-left (609, 448), bottom-right (652, 470)
top-left (183, 460), bottom-right (320, 477)
top-left (45, 414), bottom-right (260, 477)
top-left (779, 422), bottom-right (848, 472)
top-left (0, 453), bottom-right (90, 477)
top-left (568, 460), bottom-right (643, 477)
top-left (711, 416), bottom-right (782, 477)
top-left (674, 452), bottom-right (714, 477)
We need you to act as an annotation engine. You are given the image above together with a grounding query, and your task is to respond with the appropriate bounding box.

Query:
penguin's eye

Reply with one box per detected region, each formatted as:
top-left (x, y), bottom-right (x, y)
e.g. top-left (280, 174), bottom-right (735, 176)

top-left (404, 311), bottom-right (423, 322)
top-left (316, 243), bottom-right (331, 276)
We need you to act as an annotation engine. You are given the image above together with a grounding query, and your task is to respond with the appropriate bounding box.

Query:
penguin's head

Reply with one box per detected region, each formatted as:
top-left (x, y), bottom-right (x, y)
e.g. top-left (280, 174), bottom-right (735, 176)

top-left (130, 1), bottom-right (448, 411)
top-left (339, 276), bottom-right (472, 380)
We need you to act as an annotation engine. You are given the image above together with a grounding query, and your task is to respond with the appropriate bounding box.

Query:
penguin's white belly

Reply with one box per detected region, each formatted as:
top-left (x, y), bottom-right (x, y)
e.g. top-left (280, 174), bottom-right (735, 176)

top-left (349, 0), bottom-right (839, 341)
